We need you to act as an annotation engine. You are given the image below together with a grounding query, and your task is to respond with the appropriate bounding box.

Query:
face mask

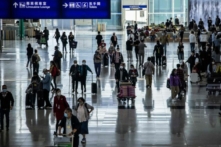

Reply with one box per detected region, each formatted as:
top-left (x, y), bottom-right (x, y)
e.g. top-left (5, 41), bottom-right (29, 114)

top-left (120, 66), bottom-right (123, 69)
top-left (212, 62), bottom-right (215, 64)
top-left (2, 89), bottom-right (7, 93)
top-left (64, 113), bottom-right (68, 117)
top-left (57, 92), bottom-right (61, 96)
top-left (74, 63), bottom-right (77, 66)
top-left (82, 62), bottom-right (86, 65)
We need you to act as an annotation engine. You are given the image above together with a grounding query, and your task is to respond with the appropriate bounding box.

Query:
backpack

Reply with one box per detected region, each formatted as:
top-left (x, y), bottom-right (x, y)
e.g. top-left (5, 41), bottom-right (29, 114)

top-left (32, 55), bottom-right (37, 63)
top-left (32, 80), bottom-right (39, 92)
top-left (58, 51), bottom-right (63, 58)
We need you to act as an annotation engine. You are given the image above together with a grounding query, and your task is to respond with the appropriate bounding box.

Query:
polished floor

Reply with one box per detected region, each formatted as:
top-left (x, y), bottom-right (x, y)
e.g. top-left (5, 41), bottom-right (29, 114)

top-left (0, 30), bottom-right (221, 147)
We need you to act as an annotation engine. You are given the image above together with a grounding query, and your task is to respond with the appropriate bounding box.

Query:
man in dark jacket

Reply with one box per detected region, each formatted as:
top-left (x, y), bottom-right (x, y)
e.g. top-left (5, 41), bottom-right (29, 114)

top-left (115, 63), bottom-right (128, 92)
top-left (53, 46), bottom-right (62, 70)
top-left (43, 27), bottom-right (49, 47)
top-left (80, 60), bottom-right (93, 93)
top-left (95, 32), bottom-right (103, 46)
top-left (215, 15), bottom-right (220, 27)
top-left (153, 41), bottom-right (164, 66)
top-left (126, 38), bottom-right (133, 62)
top-left (186, 51), bottom-right (195, 73)
top-left (58, 108), bottom-right (80, 147)
top-left (0, 85), bottom-right (14, 131)
top-left (134, 21), bottom-right (138, 32)
top-left (70, 60), bottom-right (81, 94)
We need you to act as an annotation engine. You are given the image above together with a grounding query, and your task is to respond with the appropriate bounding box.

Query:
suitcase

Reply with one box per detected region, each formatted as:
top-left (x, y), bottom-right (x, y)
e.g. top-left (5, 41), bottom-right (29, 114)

top-left (128, 86), bottom-right (136, 98)
top-left (118, 86), bottom-right (128, 98)
top-left (166, 78), bottom-right (170, 89)
top-left (162, 56), bottom-right (167, 66)
top-left (190, 72), bottom-right (199, 83)
top-left (37, 91), bottom-right (44, 108)
top-left (25, 93), bottom-right (32, 106)
top-left (151, 56), bottom-right (155, 65)
top-left (71, 41), bottom-right (78, 48)
top-left (103, 53), bottom-right (109, 66)
top-left (91, 76), bottom-right (97, 94)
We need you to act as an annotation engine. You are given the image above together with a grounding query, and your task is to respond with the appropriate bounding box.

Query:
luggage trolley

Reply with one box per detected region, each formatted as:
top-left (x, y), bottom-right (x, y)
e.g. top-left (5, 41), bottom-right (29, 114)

top-left (117, 82), bottom-right (136, 103)
top-left (54, 134), bottom-right (74, 147)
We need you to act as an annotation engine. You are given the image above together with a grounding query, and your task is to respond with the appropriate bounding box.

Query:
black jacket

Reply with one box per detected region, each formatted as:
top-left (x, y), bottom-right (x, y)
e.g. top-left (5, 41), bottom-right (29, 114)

top-left (126, 40), bottom-right (133, 51)
top-left (70, 65), bottom-right (81, 79)
top-left (96, 35), bottom-right (103, 43)
top-left (58, 115), bottom-right (80, 134)
top-left (153, 44), bottom-right (164, 56)
top-left (115, 69), bottom-right (128, 81)
top-left (27, 47), bottom-right (33, 57)
top-left (0, 91), bottom-right (14, 109)
top-left (112, 52), bottom-right (124, 64)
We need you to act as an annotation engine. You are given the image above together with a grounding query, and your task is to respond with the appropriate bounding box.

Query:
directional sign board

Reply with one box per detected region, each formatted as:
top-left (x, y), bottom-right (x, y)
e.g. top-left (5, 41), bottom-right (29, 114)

top-left (0, 0), bottom-right (111, 19)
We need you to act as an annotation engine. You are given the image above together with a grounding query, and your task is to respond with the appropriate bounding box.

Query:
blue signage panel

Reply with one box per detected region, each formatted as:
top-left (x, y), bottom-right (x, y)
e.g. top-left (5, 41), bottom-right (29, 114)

top-left (123, 5), bottom-right (147, 9)
top-left (0, 0), bottom-right (110, 19)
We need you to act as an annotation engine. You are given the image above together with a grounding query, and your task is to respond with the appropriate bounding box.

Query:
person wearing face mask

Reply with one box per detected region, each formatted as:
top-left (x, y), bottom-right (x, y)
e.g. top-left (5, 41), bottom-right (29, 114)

top-left (42, 69), bottom-right (52, 109)
top-left (159, 31), bottom-right (169, 56)
top-left (75, 97), bottom-right (94, 144)
top-left (128, 64), bottom-right (138, 86)
top-left (126, 38), bottom-right (134, 62)
top-left (170, 69), bottom-right (181, 102)
top-left (80, 60), bottom-right (93, 93)
top-left (0, 85), bottom-right (14, 131)
top-left (69, 60), bottom-right (81, 94)
top-left (49, 61), bottom-right (60, 93)
top-left (53, 89), bottom-right (69, 135)
top-left (111, 33), bottom-right (118, 47)
top-left (93, 51), bottom-right (102, 79)
top-left (112, 47), bottom-right (124, 70)
top-left (115, 63), bottom-right (128, 93)
top-left (58, 108), bottom-right (80, 147)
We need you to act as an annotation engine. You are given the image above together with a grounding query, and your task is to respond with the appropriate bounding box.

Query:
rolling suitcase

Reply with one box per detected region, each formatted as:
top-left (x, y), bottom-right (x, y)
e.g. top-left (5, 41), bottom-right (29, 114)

top-left (71, 41), bottom-right (78, 49)
top-left (151, 56), bottom-right (155, 65)
top-left (190, 70), bottom-right (199, 83)
top-left (91, 76), bottom-right (97, 94)
top-left (25, 93), bottom-right (32, 106)
top-left (162, 56), bottom-right (167, 66)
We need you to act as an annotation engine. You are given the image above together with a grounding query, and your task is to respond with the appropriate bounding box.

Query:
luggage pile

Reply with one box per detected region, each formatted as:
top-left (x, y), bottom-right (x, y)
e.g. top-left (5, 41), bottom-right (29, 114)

top-left (117, 82), bottom-right (136, 102)
top-left (206, 73), bottom-right (221, 95)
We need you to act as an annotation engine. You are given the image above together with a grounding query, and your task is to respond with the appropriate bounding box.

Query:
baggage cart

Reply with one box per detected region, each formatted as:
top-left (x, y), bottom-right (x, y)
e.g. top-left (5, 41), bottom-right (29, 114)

top-left (54, 134), bottom-right (74, 147)
top-left (117, 82), bottom-right (136, 103)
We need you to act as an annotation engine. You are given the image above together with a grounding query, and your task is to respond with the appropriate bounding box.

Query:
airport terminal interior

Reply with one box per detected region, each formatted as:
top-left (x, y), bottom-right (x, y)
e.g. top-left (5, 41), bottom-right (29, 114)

top-left (1, 0), bottom-right (221, 147)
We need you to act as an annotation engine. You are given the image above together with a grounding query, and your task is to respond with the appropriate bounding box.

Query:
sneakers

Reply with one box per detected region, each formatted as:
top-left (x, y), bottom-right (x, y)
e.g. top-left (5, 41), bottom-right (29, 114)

top-left (81, 138), bottom-right (86, 143)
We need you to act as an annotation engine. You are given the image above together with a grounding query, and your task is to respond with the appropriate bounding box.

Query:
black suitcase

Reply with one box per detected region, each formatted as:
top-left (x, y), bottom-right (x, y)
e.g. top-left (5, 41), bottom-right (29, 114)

top-left (25, 93), bottom-right (32, 106)
top-left (162, 56), bottom-right (167, 66)
top-left (71, 41), bottom-right (78, 48)
top-left (91, 76), bottom-right (97, 94)
top-left (37, 91), bottom-right (44, 108)
top-left (151, 56), bottom-right (155, 65)
top-left (103, 53), bottom-right (109, 66)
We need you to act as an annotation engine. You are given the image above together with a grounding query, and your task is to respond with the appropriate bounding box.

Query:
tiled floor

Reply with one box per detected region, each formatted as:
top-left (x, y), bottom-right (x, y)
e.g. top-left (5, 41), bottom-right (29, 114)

top-left (0, 30), bottom-right (221, 147)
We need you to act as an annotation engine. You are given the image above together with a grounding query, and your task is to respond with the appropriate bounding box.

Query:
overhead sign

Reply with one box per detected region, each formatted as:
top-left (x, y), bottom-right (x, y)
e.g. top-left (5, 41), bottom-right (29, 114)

top-left (123, 5), bottom-right (147, 10)
top-left (0, 0), bottom-right (111, 19)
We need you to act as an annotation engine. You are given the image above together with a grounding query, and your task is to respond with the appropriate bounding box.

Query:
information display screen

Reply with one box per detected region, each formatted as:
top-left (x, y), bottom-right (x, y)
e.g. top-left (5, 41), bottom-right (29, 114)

top-left (0, 0), bottom-right (111, 19)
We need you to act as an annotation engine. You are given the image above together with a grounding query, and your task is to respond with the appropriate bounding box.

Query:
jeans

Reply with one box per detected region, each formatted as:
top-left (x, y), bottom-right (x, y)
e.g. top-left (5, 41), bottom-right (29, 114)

top-left (178, 53), bottom-right (184, 61)
top-left (55, 38), bottom-right (59, 45)
top-left (33, 63), bottom-right (39, 74)
top-left (163, 44), bottom-right (167, 56)
top-left (190, 43), bottom-right (195, 52)
top-left (94, 63), bottom-right (101, 77)
top-left (145, 75), bottom-right (152, 86)
top-left (1, 109), bottom-right (10, 130)
top-left (156, 56), bottom-right (162, 66)
top-left (27, 56), bottom-right (32, 67)
top-left (115, 63), bottom-right (120, 70)
top-left (127, 50), bottom-right (133, 60)
top-left (139, 53), bottom-right (145, 65)
top-left (72, 78), bottom-right (79, 91)
top-left (150, 35), bottom-right (155, 41)
top-left (62, 44), bottom-right (67, 52)
top-left (81, 76), bottom-right (87, 91)
top-left (51, 76), bottom-right (57, 90)
top-left (43, 89), bottom-right (51, 107)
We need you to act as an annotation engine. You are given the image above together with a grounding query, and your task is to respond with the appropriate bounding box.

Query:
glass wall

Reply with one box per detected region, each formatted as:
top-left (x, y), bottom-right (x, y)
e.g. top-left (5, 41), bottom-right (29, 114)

top-left (97, 0), bottom-right (122, 29)
top-left (148, 0), bottom-right (188, 26)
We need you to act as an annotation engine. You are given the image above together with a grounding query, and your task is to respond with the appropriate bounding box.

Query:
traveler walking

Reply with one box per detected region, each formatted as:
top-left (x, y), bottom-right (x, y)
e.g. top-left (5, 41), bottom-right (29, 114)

top-left (43, 27), bottom-right (49, 47)
top-left (53, 46), bottom-right (63, 70)
top-left (112, 47), bottom-right (124, 70)
top-left (49, 61), bottom-right (60, 92)
top-left (143, 57), bottom-right (155, 88)
top-left (115, 63), bottom-right (128, 92)
top-left (0, 85), bottom-right (14, 131)
top-left (61, 32), bottom-right (68, 53)
top-left (80, 60), bottom-right (93, 93)
top-left (126, 38), bottom-right (133, 62)
top-left (93, 51), bottom-right (102, 79)
top-left (31, 49), bottom-right (41, 74)
top-left (170, 69), bottom-right (181, 101)
top-left (128, 64), bottom-right (138, 86)
top-left (26, 43), bottom-right (33, 68)
top-left (111, 33), bottom-right (118, 47)
top-left (189, 31), bottom-right (196, 52)
top-left (54, 28), bottom-right (60, 45)
top-left (160, 31), bottom-right (169, 55)
top-left (42, 69), bottom-right (52, 108)
top-left (138, 40), bottom-right (147, 67)
top-left (75, 97), bottom-right (94, 144)
top-left (153, 41), bottom-right (164, 66)
top-left (177, 42), bottom-right (184, 61)
top-left (96, 32), bottom-right (103, 46)
top-left (53, 89), bottom-right (69, 135)
top-left (68, 32), bottom-right (75, 52)
top-left (69, 60), bottom-right (81, 94)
